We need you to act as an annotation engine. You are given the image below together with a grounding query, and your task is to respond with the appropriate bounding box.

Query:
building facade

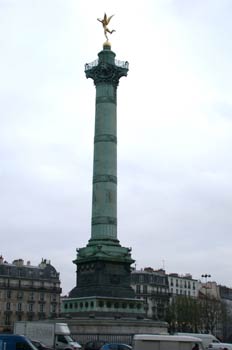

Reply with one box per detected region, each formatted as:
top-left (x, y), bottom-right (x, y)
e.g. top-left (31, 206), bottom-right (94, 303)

top-left (131, 269), bottom-right (203, 321)
top-left (199, 281), bottom-right (220, 299)
top-left (0, 256), bottom-right (61, 331)
top-left (168, 273), bottom-right (200, 298)
top-left (219, 285), bottom-right (232, 341)
top-left (131, 268), bottom-right (170, 320)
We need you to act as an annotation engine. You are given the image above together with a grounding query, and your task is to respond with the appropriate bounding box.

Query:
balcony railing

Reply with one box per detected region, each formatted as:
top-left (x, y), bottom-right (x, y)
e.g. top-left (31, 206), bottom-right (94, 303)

top-left (85, 59), bottom-right (98, 71)
top-left (0, 283), bottom-right (61, 293)
top-left (85, 59), bottom-right (129, 71)
top-left (115, 59), bottom-right (129, 69)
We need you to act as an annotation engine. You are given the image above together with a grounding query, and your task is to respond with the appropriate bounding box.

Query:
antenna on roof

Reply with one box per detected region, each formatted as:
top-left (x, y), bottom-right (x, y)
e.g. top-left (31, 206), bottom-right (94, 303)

top-left (162, 259), bottom-right (165, 270)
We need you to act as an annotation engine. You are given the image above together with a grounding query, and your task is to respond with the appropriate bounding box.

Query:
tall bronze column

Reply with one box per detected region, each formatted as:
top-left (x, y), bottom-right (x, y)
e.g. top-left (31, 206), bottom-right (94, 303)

top-left (87, 44), bottom-right (128, 244)
top-left (64, 17), bottom-right (145, 315)
top-left (69, 43), bottom-right (135, 301)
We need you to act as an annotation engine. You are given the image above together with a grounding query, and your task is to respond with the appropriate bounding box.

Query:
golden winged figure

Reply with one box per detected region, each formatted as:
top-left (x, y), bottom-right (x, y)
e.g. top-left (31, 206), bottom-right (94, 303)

top-left (97, 13), bottom-right (116, 41)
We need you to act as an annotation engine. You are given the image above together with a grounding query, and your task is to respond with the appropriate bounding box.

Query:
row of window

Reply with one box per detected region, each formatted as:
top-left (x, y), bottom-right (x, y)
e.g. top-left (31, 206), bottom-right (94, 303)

top-left (63, 300), bottom-right (143, 311)
top-left (132, 275), bottom-right (167, 285)
top-left (134, 281), bottom-right (196, 293)
top-left (170, 278), bottom-right (196, 289)
top-left (135, 285), bottom-right (168, 294)
top-left (0, 302), bottom-right (57, 313)
top-left (0, 279), bottom-right (59, 289)
top-left (0, 267), bottom-right (58, 278)
top-left (135, 285), bottom-right (196, 296)
top-left (170, 288), bottom-right (196, 296)
top-left (0, 290), bottom-right (57, 301)
top-left (142, 296), bottom-right (168, 305)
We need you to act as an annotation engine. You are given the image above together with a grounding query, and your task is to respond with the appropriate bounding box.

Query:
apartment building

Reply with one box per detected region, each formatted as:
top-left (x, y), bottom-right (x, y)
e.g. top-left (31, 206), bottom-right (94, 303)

top-left (131, 267), bottom-right (170, 320)
top-left (0, 256), bottom-right (61, 331)
top-left (168, 273), bottom-right (200, 298)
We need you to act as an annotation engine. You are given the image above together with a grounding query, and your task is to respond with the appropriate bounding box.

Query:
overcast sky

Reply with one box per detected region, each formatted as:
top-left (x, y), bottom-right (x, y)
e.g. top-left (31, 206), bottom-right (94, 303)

top-left (1, 0), bottom-right (232, 295)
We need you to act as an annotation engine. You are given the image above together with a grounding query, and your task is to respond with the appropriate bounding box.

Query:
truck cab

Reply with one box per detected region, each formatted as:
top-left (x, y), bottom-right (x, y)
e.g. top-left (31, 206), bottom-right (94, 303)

top-left (56, 335), bottom-right (81, 350)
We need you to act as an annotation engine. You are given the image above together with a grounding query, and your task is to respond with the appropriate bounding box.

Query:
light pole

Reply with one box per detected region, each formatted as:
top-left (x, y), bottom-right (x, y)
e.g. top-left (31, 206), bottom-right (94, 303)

top-left (201, 274), bottom-right (211, 333)
top-left (201, 274), bottom-right (211, 281)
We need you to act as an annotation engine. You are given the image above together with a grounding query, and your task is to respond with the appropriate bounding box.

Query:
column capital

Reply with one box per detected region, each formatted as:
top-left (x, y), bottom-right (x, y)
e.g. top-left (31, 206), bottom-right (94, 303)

top-left (85, 61), bottom-right (128, 87)
top-left (85, 48), bottom-right (129, 87)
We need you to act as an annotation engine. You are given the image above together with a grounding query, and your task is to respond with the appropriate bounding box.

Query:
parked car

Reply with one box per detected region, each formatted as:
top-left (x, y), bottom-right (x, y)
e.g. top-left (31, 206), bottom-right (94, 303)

top-left (84, 341), bottom-right (106, 350)
top-left (31, 339), bottom-right (54, 350)
top-left (100, 344), bottom-right (132, 350)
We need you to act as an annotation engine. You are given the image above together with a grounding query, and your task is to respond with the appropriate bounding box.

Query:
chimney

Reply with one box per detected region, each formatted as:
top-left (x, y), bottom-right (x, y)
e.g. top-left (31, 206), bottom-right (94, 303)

top-left (13, 259), bottom-right (24, 267)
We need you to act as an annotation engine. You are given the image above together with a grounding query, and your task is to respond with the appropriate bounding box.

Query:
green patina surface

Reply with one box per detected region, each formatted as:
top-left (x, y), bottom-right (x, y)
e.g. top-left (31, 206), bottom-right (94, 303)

top-left (78, 44), bottom-right (130, 262)
top-left (66, 45), bottom-right (143, 315)
top-left (61, 296), bottom-right (145, 317)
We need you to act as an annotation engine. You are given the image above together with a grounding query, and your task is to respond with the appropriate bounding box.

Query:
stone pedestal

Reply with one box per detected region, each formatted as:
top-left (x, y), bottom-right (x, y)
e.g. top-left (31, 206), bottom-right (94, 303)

top-left (57, 317), bottom-right (168, 345)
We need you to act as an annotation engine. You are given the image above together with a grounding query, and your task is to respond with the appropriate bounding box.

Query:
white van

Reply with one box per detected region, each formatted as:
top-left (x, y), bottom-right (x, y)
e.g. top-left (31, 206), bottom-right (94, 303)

top-left (209, 343), bottom-right (232, 350)
top-left (176, 333), bottom-right (220, 349)
top-left (133, 334), bottom-right (204, 350)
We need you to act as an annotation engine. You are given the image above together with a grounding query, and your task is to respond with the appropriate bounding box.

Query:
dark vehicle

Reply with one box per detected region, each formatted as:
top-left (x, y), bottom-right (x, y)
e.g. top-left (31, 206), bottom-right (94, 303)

top-left (100, 344), bottom-right (132, 350)
top-left (31, 340), bottom-right (54, 350)
top-left (84, 341), bottom-right (106, 350)
top-left (0, 334), bottom-right (37, 350)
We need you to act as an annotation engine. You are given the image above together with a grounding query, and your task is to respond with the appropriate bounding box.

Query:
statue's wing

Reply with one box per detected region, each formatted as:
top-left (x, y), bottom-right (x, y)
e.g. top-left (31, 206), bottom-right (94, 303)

top-left (106, 14), bottom-right (114, 24)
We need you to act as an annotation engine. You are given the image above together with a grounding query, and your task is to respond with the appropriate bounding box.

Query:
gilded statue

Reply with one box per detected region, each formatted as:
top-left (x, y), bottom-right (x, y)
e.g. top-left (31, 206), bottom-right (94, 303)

top-left (97, 13), bottom-right (115, 41)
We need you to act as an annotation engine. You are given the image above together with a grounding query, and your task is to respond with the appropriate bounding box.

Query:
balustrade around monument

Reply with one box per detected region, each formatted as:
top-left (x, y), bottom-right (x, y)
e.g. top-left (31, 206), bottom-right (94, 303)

top-left (72, 333), bottom-right (134, 346)
top-left (85, 59), bottom-right (129, 72)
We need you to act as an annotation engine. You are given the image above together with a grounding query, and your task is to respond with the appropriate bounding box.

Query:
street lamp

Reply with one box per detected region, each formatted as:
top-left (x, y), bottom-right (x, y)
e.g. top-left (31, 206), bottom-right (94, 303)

top-left (201, 274), bottom-right (211, 280)
top-left (201, 274), bottom-right (211, 333)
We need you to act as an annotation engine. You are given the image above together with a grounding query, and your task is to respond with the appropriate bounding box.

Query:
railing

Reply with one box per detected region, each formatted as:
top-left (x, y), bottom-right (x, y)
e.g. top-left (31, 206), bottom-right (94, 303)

top-left (72, 333), bottom-right (134, 346)
top-left (85, 59), bottom-right (99, 71)
top-left (115, 59), bottom-right (129, 69)
top-left (85, 59), bottom-right (129, 71)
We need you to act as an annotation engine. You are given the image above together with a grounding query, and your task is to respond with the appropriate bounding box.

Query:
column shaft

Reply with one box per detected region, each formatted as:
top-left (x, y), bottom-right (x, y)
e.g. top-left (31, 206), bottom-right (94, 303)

top-left (91, 83), bottom-right (117, 240)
